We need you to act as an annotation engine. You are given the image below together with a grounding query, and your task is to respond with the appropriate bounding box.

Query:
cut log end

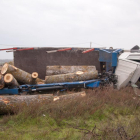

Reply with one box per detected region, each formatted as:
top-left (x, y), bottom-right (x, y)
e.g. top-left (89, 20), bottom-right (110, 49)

top-left (1, 63), bottom-right (8, 75)
top-left (32, 72), bottom-right (38, 79)
top-left (4, 73), bottom-right (19, 87)
top-left (4, 73), bottom-right (13, 83)
top-left (1, 64), bottom-right (44, 84)
top-left (76, 71), bottom-right (84, 75)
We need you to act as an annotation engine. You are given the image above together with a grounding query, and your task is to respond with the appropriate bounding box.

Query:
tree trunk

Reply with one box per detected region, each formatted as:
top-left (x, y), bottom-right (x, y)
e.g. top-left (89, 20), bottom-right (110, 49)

top-left (4, 73), bottom-right (19, 87)
top-left (0, 94), bottom-right (53, 114)
top-left (1, 63), bottom-right (44, 84)
top-left (0, 91), bottom-right (86, 114)
top-left (53, 91), bottom-right (86, 101)
top-left (45, 70), bottom-right (98, 83)
top-left (46, 65), bottom-right (96, 76)
top-left (0, 74), bottom-right (5, 89)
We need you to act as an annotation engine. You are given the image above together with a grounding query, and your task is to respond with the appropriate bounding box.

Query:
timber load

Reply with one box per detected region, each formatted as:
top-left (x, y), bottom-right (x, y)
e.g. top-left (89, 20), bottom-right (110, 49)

top-left (1, 63), bottom-right (44, 84)
top-left (0, 63), bottom-right (99, 94)
top-left (45, 70), bottom-right (98, 83)
top-left (46, 65), bottom-right (96, 76)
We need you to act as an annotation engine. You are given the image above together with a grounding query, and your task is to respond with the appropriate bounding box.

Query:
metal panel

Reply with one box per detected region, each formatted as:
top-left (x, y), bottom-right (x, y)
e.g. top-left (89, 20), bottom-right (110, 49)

top-left (127, 55), bottom-right (140, 60)
top-left (115, 59), bottom-right (138, 89)
top-left (0, 88), bottom-right (19, 95)
top-left (131, 65), bottom-right (140, 84)
top-left (112, 52), bottom-right (118, 67)
top-left (99, 49), bottom-right (112, 62)
top-left (14, 48), bottom-right (101, 79)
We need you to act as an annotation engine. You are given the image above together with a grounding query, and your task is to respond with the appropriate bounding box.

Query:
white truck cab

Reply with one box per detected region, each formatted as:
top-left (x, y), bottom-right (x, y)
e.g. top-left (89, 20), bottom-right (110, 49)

top-left (115, 51), bottom-right (140, 89)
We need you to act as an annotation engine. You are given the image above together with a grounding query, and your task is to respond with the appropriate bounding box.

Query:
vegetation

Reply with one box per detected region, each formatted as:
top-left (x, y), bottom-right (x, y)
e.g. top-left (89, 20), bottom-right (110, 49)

top-left (0, 87), bottom-right (140, 140)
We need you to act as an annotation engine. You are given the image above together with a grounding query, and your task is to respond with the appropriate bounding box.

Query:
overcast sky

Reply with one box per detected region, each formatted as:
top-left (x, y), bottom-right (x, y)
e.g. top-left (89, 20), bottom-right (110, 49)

top-left (0, 0), bottom-right (140, 59)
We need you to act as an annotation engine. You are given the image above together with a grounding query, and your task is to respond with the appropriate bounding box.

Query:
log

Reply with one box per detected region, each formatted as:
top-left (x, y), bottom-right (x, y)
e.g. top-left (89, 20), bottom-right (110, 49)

top-left (0, 74), bottom-right (5, 89)
top-left (53, 91), bottom-right (86, 101)
top-left (45, 70), bottom-right (98, 83)
top-left (46, 65), bottom-right (96, 76)
top-left (4, 73), bottom-right (19, 87)
top-left (1, 63), bottom-right (44, 84)
top-left (0, 94), bottom-right (53, 114)
top-left (30, 72), bottom-right (38, 84)
top-left (0, 91), bottom-right (86, 114)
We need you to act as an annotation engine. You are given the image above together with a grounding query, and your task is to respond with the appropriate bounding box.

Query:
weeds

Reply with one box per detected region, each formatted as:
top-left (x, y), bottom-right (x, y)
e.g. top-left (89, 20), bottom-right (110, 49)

top-left (0, 86), bottom-right (140, 139)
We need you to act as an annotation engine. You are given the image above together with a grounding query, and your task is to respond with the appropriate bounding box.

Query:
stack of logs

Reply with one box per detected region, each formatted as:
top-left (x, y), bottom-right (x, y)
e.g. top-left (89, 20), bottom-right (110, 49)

top-left (0, 64), bottom-right (98, 114)
top-left (0, 63), bottom-right (44, 89)
top-left (0, 64), bottom-right (98, 89)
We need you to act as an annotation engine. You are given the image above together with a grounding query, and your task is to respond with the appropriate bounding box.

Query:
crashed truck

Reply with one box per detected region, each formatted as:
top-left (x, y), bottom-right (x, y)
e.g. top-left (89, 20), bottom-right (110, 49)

top-left (0, 46), bottom-right (140, 95)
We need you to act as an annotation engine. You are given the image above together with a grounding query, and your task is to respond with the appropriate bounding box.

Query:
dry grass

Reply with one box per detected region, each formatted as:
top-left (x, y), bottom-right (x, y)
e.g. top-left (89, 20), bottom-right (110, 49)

top-left (1, 86), bottom-right (140, 139)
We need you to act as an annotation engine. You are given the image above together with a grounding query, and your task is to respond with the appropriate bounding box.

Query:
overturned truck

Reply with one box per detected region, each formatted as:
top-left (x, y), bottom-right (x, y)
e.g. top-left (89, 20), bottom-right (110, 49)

top-left (1, 47), bottom-right (140, 95)
top-left (0, 47), bottom-right (121, 94)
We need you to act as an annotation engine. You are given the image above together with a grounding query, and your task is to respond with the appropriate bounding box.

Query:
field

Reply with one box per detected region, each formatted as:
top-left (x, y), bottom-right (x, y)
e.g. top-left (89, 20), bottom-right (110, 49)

top-left (0, 87), bottom-right (140, 140)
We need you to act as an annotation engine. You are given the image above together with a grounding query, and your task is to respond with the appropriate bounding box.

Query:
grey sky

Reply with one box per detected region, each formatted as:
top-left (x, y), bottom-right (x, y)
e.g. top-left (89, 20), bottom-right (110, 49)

top-left (0, 0), bottom-right (140, 59)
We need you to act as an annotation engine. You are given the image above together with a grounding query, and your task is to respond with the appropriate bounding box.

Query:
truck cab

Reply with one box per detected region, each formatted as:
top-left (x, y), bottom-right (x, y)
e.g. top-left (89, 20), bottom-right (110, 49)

top-left (115, 51), bottom-right (140, 89)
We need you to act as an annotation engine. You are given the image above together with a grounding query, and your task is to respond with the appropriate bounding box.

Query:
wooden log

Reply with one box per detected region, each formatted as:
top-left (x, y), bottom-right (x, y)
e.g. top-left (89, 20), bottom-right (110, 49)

top-left (30, 72), bottom-right (38, 84)
top-left (1, 63), bottom-right (44, 84)
top-left (0, 94), bottom-right (53, 114)
top-left (53, 91), bottom-right (86, 101)
top-left (0, 74), bottom-right (5, 89)
top-left (0, 91), bottom-right (86, 114)
top-left (46, 65), bottom-right (96, 76)
top-left (4, 73), bottom-right (19, 87)
top-left (45, 70), bottom-right (98, 83)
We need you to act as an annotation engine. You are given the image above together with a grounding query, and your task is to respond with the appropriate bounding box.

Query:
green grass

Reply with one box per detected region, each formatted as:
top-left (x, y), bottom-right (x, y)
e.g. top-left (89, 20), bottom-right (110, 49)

top-left (0, 87), bottom-right (140, 140)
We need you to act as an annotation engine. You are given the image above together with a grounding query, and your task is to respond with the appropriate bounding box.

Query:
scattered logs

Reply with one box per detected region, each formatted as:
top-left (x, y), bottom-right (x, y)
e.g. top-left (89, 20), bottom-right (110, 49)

top-left (1, 63), bottom-right (44, 84)
top-left (0, 91), bottom-right (86, 114)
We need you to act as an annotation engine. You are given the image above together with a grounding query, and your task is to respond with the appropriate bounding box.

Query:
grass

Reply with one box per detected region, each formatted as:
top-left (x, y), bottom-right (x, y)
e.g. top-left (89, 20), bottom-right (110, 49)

top-left (0, 86), bottom-right (140, 140)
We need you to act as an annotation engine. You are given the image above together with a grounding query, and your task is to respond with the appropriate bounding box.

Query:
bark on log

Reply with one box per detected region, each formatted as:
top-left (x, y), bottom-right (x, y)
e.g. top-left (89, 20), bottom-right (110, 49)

top-left (45, 70), bottom-right (98, 83)
top-left (0, 91), bottom-right (86, 114)
top-left (46, 65), bottom-right (96, 76)
top-left (53, 91), bottom-right (86, 101)
top-left (1, 63), bottom-right (44, 84)
top-left (0, 74), bottom-right (5, 89)
top-left (0, 94), bottom-right (53, 114)
top-left (4, 73), bottom-right (19, 87)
